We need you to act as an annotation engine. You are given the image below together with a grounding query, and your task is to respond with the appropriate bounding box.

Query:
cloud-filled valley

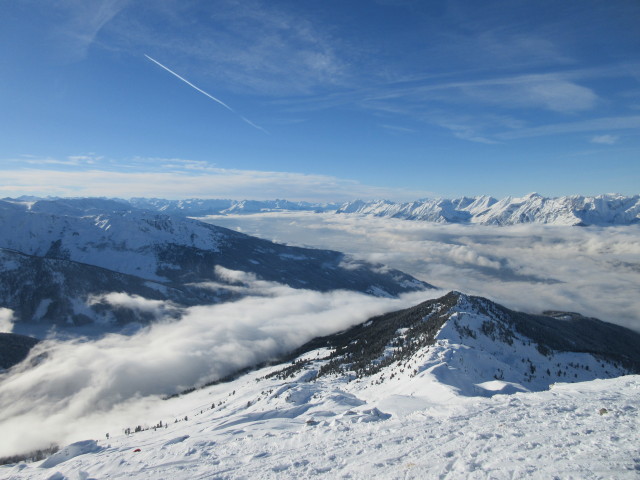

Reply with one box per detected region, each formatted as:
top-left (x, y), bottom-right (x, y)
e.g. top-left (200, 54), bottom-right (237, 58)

top-left (200, 212), bottom-right (640, 331)
top-left (0, 274), bottom-right (434, 457)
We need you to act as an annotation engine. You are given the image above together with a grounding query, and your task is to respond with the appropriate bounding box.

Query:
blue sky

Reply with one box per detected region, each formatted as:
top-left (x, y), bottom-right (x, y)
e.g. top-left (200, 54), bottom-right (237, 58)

top-left (1, 0), bottom-right (639, 201)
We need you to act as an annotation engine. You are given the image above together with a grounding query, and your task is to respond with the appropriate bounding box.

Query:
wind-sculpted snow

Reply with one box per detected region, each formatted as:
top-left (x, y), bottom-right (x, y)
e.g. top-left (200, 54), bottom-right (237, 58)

top-left (337, 193), bottom-right (640, 226)
top-left (6, 376), bottom-right (640, 478)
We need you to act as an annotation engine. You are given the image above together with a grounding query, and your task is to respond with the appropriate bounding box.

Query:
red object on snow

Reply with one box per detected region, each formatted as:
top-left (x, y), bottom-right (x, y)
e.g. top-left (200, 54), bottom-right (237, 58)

top-left (133, 448), bottom-right (141, 452)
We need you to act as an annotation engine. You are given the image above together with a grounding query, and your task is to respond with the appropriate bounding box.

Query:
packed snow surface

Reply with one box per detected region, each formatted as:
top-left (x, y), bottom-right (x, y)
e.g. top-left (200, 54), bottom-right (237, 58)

top-left (4, 375), bottom-right (638, 479)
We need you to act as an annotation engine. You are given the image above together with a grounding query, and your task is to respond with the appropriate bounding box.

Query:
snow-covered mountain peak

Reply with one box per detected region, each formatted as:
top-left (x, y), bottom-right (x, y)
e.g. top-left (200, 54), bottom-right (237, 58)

top-left (335, 193), bottom-right (640, 225)
top-left (280, 291), bottom-right (640, 399)
top-left (522, 192), bottom-right (542, 199)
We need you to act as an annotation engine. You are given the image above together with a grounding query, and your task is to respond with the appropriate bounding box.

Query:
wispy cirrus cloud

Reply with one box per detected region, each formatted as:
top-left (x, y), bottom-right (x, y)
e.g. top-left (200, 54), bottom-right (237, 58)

top-left (110, 0), bottom-right (349, 96)
top-left (27, 1), bottom-right (638, 148)
top-left (17, 154), bottom-right (104, 167)
top-left (42, 0), bottom-right (131, 63)
top-left (6, 0), bottom-right (638, 157)
top-left (590, 134), bottom-right (620, 145)
top-left (497, 116), bottom-right (640, 140)
top-left (457, 77), bottom-right (597, 113)
top-left (340, 69), bottom-right (614, 143)
top-left (379, 124), bottom-right (417, 135)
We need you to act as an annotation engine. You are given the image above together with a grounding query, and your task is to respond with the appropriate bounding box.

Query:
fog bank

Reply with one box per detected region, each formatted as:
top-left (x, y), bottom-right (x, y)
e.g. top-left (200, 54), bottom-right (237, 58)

top-left (201, 212), bottom-right (640, 331)
top-left (0, 275), bottom-right (436, 457)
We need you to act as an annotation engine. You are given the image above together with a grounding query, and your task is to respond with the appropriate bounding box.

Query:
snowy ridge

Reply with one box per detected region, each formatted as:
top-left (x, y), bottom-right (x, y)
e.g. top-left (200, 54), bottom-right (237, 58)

top-left (2, 292), bottom-right (639, 478)
top-left (0, 198), bottom-right (431, 331)
top-left (282, 291), bottom-right (640, 393)
top-left (336, 193), bottom-right (640, 225)
top-left (0, 198), bottom-right (224, 281)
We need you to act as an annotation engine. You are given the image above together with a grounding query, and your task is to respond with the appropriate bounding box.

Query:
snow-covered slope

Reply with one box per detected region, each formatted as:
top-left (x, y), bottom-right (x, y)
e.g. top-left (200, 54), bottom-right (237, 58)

top-left (337, 193), bottom-right (640, 226)
top-left (0, 199), bottom-right (430, 331)
top-left (5, 375), bottom-right (637, 479)
top-left (3, 292), bottom-right (639, 478)
top-left (286, 291), bottom-right (640, 393)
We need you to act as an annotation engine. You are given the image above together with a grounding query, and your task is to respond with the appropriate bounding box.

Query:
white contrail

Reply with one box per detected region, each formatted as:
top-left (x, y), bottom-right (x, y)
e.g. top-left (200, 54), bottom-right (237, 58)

top-left (144, 54), bottom-right (268, 134)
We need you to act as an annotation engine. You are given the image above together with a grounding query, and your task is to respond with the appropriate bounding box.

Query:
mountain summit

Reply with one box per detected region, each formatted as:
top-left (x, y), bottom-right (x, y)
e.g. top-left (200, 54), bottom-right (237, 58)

top-left (277, 291), bottom-right (640, 395)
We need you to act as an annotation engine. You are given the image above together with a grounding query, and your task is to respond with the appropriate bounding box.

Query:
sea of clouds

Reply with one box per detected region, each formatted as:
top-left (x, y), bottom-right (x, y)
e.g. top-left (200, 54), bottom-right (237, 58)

top-left (201, 212), bottom-right (640, 331)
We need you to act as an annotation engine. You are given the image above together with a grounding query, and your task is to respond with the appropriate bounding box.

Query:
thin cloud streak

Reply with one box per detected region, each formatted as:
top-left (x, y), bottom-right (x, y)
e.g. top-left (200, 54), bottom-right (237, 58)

top-left (590, 134), bottom-right (619, 145)
top-left (145, 54), bottom-right (268, 134)
top-left (496, 115), bottom-right (640, 140)
top-left (0, 166), bottom-right (433, 202)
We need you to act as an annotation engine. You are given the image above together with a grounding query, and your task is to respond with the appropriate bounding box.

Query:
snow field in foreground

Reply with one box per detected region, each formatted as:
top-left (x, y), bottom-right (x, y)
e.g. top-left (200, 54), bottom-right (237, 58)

top-left (3, 371), bottom-right (638, 479)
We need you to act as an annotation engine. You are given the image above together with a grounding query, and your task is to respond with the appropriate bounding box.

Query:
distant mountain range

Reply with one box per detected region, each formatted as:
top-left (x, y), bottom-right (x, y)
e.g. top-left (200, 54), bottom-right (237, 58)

top-left (131, 193), bottom-right (640, 226)
top-left (7, 193), bottom-right (639, 226)
top-left (129, 198), bottom-right (341, 216)
top-left (336, 193), bottom-right (640, 226)
top-left (0, 198), bottom-right (430, 332)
